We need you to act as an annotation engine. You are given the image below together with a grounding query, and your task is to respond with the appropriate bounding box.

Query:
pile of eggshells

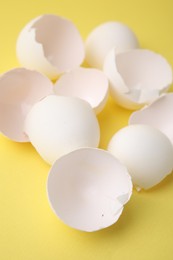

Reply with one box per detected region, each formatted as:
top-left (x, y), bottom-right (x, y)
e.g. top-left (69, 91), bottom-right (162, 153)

top-left (1, 14), bottom-right (173, 232)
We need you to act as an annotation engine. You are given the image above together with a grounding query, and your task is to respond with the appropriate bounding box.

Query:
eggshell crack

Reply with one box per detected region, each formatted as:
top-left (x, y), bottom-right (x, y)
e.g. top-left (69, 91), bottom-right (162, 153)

top-left (107, 125), bottom-right (173, 189)
top-left (104, 49), bottom-right (172, 109)
top-left (54, 67), bottom-right (109, 114)
top-left (0, 68), bottom-right (53, 142)
top-left (24, 95), bottom-right (100, 164)
top-left (47, 148), bottom-right (132, 232)
top-left (16, 14), bottom-right (85, 80)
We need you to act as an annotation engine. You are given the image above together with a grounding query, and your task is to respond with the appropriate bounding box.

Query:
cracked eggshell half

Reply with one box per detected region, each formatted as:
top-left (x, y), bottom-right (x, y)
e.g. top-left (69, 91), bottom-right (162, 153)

top-left (85, 21), bottom-right (139, 69)
top-left (0, 68), bottom-right (53, 142)
top-left (47, 148), bottom-right (132, 232)
top-left (104, 49), bottom-right (172, 110)
top-left (24, 95), bottom-right (100, 164)
top-left (129, 93), bottom-right (173, 146)
top-left (54, 67), bottom-right (109, 114)
top-left (107, 125), bottom-right (173, 189)
top-left (16, 14), bottom-right (85, 80)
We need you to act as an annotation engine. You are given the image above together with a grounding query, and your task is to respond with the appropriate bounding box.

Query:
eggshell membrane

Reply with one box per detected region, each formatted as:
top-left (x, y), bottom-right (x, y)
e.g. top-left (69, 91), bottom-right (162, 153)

top-left (47, 148), bottom-right (132, 232)
top-left (24, 95), bottom-right (100, 164)
top-left (104, 49), bottom-right (172, 110)
top-left (54, 67), bottom-right (109, 114)
top-left (129, 93), bottom-right (173, 145)
top-left (85, 21), bottom-right (139, 69)
top-left (16, 14), bottom-right (85, 80)
top-left (0, 68), bottom-right (53, 142)
top-left (107, 125), bottom-right (173, 189)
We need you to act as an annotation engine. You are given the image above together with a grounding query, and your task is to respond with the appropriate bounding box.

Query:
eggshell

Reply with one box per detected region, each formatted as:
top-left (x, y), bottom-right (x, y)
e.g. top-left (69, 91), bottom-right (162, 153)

top-left (104, 49), bottom-right (172, 110)
top-left (0, 68), bottom-right (53, 142)
top-left (24, 95), bottom-right (100, 164)
top-left (85, 21), bottom-right (139, 69)
top-left (47, 148), bottom-right (132, 232)
top-left (129, 93), bottom-right (173, 145)
top-left (54, 67), bottom-right (109, 114)
top-left (107, 125), bottom-right (173, 189)
top-left (16, 14), bottom-right (85, 80)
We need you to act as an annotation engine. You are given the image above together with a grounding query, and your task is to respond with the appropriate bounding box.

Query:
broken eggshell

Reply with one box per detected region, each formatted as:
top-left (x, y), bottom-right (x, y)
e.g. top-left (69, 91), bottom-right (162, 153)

top-left (129, 93), bottom-right (173, 145)
top-left (24, 95), bottom-right (100, 164)
top-left (0, 68), bottom-right (53, 142)
top-left (16, 14), bottom-right (85, 80)
top-left (47, 147), bottom-right (132, 232)
top-left (85, 21), bottom-right (139, 69)
top-left (54, 67), bottom-right (109, 114)
top-left (107, 125), bottom-right (173, 189)
top-left (103, 49), bottom-right (172, 110)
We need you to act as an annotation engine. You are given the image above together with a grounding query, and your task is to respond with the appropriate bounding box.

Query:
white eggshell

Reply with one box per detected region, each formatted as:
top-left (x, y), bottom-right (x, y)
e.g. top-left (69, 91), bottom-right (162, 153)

top-left (16, 14), bottom-right (85, 80)
top-left (54, 67), bottom-right (109, 114)
top-left (129, 93), bottom-right (173, 145)
top-left (47, 148), bottom-right (132, 232)
top-left (85, 21), bottom-right (139, 69)
top-left (0, 68), bottom-right (53, 142)
top-left (104, 49), bottom-right (172, 110)
top-left (24, 95), bottom-right (100, 164)
top-left (107, 125), bottom-right (173, 189)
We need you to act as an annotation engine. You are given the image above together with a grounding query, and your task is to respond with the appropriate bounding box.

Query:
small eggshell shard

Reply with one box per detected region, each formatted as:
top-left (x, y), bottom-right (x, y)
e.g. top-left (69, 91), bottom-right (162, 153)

top-left (54, 67), bottom-right (109, 114)
top-left (16, 14), bottom-right (85, 80)
top-left (0, 68), bottom-right (53, 142)
top-left (104, 49), bottom-right (172, 110)
top-left (47, 148), bottom-right (132, 232)
top-left (129, 93), bottom-right (173, 145)
top-left (24, 95), bottom-right (100, 164)
top-left (85, 21), bottom-right (139, 69)
top-left (107, 125), bottom-right (173, 189)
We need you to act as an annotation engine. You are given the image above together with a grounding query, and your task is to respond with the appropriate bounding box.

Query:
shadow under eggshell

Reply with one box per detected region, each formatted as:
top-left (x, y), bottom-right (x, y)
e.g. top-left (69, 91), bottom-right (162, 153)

top-left (0, 68), bottom-right (53, 142)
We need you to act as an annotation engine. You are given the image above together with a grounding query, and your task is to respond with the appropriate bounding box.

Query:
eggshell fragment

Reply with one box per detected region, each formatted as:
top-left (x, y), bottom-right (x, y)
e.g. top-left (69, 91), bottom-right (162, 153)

top-left (107, 125), bottom-right (173, 189)
top-left (0, 68), bottom-right (53, 142)
top-left (24, 95), bottom-right (100, 164)
top-left (16, 14), bottom-right (85, 80)
top-left (129, 93), bottom-right (173, 145)
top-left (104, 49), bottom-right (172, 110)
top-left (85, 22), bottom-right (139, 69)
top-left (54, 67), bottom-right (109, 114)
top-left (47, 148), bottom-right (132, 232)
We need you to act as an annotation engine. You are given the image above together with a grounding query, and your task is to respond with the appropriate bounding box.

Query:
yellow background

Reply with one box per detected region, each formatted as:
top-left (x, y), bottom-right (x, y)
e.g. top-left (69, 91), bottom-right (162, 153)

top-left (0, 0), bottom-right (173, 259)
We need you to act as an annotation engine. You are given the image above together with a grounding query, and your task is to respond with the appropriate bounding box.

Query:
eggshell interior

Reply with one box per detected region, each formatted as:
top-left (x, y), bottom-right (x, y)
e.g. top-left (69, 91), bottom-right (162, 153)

top-left (85, 21), bottom-right (139, 69)
top-left (0, 68), bottom-right (53, 142)
top-left (129, 93), bottom-right (173, 145)
top-left (24, 95), bottom-right (100, 164)
top-left (104, 49), bottom-right (172, 109)
top-left (16, 14), bottom-right (85, 80)
top-left (54, 67), bottom-right (109, 114)
top-left (108, 125), bottom-right (173, 189)
top-left (47, 148), bottom-right (132, 232)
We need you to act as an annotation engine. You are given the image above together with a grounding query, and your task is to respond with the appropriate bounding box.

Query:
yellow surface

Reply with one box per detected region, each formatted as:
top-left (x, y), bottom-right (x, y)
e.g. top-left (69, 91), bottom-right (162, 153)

top-left (0, 0), bottom-right (173, 259)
